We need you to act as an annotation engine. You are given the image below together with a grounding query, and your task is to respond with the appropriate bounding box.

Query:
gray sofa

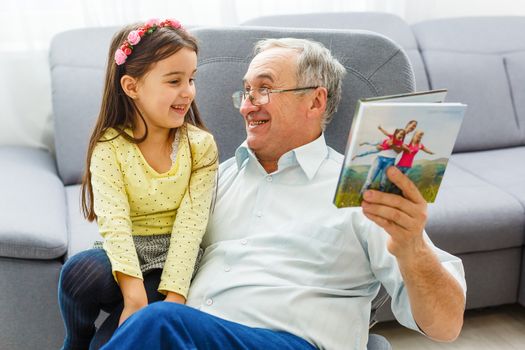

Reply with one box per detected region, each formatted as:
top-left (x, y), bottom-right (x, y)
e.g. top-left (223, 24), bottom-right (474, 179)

top-left (0, 12), bottom-right (523, 350)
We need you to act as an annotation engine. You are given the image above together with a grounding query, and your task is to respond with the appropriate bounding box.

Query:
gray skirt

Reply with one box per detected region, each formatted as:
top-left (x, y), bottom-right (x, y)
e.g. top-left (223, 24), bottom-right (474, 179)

top-left (94, 234), bottom-right (203, 280)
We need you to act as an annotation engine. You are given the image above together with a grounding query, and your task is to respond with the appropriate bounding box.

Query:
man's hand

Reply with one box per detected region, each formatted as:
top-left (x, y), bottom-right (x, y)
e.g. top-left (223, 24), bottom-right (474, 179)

top-left (361, 166), bottom-right (465, 342)
top-left (361, 166), bottom-right (427, 258)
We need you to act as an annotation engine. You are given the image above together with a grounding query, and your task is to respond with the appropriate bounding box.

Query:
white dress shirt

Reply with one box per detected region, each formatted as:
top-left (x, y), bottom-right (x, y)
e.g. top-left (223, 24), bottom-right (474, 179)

top-left (186, 134), bottom-right (466, 350)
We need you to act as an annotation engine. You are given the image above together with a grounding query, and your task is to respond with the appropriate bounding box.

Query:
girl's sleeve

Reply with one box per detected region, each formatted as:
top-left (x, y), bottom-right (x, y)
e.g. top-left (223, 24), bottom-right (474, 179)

top-left (91, 140), bottom-right (142, 282)
top-left (159, 132), bottom-right (218, 297)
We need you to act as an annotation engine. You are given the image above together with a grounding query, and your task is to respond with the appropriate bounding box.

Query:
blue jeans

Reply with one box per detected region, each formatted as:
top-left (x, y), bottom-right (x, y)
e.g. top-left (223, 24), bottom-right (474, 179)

top-left (360, 156), bottom-right (396, 194)
top-left (100, 302), bottom-right (317, 350)
top-left (58, 249), bottom-right (165, 350)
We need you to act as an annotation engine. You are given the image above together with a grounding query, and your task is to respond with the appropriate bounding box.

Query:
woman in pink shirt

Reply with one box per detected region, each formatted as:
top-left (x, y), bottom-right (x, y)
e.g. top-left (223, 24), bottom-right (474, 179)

top-left (388, 130), bottom-right (434, 195)
top-left (397, 130), bottom-right (434, 173)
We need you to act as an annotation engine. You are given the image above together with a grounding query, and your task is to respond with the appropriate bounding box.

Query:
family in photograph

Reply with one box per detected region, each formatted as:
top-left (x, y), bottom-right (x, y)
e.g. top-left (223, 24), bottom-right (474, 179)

top-left (358, 120), bottom-right (436, 195)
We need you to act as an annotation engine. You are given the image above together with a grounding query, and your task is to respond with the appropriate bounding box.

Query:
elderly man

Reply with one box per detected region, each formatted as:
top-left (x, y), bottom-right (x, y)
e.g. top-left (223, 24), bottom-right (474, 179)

top-left (101, 38), bottom-right (466, 350)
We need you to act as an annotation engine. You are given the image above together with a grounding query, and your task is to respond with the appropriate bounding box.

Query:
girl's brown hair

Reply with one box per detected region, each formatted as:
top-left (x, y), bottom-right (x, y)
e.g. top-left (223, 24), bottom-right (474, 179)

top-left (81, 23), bottom-right (212, 221)
top-left (393, 128), bottom-right (406, 140)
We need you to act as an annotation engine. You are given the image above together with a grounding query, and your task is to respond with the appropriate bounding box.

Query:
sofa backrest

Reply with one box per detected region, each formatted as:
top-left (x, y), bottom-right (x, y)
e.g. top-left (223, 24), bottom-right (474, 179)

top-left (50, 27), bottom-right (117, 186)
top-left (241, 12), bottom-right (429, 91)
top-left (50, 26), bottom-right (414, 185)
top-left (412, 17), bottom-right (525, 152)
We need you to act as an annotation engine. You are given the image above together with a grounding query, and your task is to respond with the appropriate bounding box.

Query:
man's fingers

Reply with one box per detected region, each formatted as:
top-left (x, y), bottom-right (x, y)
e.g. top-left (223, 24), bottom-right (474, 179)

top-left (362, 189), bottom-right (418, 220)
top-left (362, 200), bottom-right (412, 231)
top-left (385, 166), bottom-right (425, 204)
top-left (362, 210), bottom-right (406, 238)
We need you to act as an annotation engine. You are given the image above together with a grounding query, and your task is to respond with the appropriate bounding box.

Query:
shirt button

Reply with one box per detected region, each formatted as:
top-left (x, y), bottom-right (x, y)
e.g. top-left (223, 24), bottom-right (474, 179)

top-left (240, 239), bottom-right (247, 245)
top-left (266, 176), bottom-right (273, 182)
top-left (256, 211), bottom-right (263, 218)
top-left (206, 298), bottom-right (213, 306)
top-left (224, 266), bottom-right (231, 272)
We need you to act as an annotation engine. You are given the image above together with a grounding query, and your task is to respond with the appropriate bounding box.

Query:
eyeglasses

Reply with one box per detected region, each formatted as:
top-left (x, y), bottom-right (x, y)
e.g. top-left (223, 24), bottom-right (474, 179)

top-left (232, 86), bottom-right (318, 109)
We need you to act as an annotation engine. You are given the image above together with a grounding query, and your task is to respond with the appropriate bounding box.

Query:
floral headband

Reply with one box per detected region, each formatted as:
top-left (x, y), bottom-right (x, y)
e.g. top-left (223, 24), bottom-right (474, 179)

top-left (114, 18), bottom-right (184, 66)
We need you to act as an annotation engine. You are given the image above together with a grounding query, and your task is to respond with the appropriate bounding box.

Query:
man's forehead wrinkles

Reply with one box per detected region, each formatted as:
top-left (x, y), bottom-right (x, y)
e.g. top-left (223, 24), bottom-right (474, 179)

top-left (243, 70), bottom-right (276, 85)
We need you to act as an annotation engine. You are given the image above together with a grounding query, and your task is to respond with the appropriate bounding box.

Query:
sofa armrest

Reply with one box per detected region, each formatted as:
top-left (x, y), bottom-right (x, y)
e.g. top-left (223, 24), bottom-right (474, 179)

top-left (0, 146), bottom-right (67, 260)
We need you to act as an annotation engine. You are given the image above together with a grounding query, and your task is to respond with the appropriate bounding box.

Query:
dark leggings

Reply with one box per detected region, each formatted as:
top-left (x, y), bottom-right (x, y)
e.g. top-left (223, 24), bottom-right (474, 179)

top-left (58, 248), bottom-right (165, 350)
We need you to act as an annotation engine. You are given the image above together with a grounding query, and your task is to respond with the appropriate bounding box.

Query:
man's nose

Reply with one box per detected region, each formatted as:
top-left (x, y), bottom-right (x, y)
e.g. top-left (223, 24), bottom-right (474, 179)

top-left (239, 95), bottom-right (260, 116)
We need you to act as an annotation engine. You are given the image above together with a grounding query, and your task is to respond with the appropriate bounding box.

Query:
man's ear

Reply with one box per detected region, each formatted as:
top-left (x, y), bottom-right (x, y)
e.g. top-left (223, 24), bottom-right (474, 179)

top-left (120, 75), bottom-right (139, 99)
top-left (307, 86), bottom-right (328, 120)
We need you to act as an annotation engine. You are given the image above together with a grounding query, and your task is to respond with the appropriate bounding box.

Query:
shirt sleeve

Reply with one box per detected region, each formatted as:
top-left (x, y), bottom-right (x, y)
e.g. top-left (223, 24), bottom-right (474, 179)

top-left (362, 218), bottom-right (466, 333)
top-left (158, 131), bottom-right (218, 297)
top-left (91, 139), bottom-right (143, 282)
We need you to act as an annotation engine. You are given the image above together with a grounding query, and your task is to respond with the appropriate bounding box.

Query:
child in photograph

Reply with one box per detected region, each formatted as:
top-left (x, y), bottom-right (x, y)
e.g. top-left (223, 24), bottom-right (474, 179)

top-left (352, 126), bottom-right (405, 160)
top-left (389, 130), bottom-right (434, 195)
top-left (359, 128), bottom-right (406, 194)
top-left (57, 18), bottom-right (218, 350)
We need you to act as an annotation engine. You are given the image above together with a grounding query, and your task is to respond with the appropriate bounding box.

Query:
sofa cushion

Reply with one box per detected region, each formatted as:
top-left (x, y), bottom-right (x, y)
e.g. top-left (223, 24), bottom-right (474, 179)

top-left (0, 146), bottom-right (67, 259)
top-left (50, 28), bottom-right (116, 186)
top-left (65, 185), bottom-right (101, 258)
top-left (415, 51), bottom-right (521, 152)
top-left (426, 162), bottom-right (524, 255)
top-left (412, 17), bottom-right (525, 152)
top-left (450, 146), bottom-right (525, 207)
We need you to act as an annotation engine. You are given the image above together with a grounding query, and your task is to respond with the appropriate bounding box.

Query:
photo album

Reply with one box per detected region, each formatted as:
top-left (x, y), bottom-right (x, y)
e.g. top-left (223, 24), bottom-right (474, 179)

top-left (333, 89), bottom-right (467, 208)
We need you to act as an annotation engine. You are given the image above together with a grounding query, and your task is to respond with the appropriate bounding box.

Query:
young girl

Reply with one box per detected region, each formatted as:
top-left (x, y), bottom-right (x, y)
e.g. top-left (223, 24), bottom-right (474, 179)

top-left (58, 19), bottom-right (218, 350)
top-left (352, 126), bottom-right (405, 160)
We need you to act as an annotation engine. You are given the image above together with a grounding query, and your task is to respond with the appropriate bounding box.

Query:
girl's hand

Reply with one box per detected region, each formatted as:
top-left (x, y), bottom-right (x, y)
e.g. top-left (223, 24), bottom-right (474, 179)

top-left (116, 272), bottom-right (148, 326)
top-left (164, 291), bottom-right (186, 304)
top-left (119, 301), bottom-right (147, 326)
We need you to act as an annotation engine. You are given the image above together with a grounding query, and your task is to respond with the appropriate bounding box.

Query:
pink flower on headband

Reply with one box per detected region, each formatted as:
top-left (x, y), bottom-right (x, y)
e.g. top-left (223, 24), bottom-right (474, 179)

top-left (114, 49), bottom-right (127, 65)
top-left (165, 19), bottom-right (182, 29)
top-left (145, 18), bottom-right (160, 27)
top-left (127, 30), bottom-right (141, 45)
top-left (114, 18), bottom-right (185, 66)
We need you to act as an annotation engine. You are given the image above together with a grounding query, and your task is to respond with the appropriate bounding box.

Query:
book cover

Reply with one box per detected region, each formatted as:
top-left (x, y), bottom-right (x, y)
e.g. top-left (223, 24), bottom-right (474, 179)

top-left (333, 90), bottom-right (466, 208)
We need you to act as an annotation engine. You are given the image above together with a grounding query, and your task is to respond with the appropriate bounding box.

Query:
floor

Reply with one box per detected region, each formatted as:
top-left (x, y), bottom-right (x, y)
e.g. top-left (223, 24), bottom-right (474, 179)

top-left (372, 304), bottom-right (525, 350)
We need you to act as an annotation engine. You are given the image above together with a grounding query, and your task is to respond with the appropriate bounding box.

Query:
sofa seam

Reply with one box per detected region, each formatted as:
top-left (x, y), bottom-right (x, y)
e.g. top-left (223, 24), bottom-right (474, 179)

top-left (502, 56), bottom-right (521, 132)
top-left (198, 56), bottom-right (250, 66)
top-left (344, 65), bottom-right (379, 95)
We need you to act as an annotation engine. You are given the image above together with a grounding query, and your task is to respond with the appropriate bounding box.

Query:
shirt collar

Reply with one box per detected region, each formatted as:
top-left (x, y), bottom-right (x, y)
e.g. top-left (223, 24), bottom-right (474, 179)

top-left (234, 134), bottom-right (328, 180)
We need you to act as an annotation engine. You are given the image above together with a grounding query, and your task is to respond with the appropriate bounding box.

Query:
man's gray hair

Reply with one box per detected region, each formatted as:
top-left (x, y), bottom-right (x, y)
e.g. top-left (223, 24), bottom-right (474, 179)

top-left (254, 38), bottom-right (347, 130)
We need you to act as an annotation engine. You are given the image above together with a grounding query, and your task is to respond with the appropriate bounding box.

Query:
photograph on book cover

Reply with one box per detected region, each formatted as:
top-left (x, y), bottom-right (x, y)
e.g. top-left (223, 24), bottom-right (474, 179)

top-left (334, 103), bottom-right (465, 207)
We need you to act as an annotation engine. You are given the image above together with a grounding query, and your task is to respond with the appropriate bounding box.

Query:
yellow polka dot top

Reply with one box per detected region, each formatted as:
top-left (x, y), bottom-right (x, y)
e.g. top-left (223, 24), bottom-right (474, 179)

top-left (90, 124), bottom-right (218, 298)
